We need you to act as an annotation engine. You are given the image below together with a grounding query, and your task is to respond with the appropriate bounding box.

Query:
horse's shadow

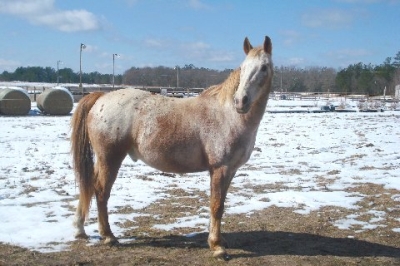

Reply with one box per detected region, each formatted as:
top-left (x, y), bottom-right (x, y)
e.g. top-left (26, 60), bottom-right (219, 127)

top-left (119, 230), bottom-right (400, 259)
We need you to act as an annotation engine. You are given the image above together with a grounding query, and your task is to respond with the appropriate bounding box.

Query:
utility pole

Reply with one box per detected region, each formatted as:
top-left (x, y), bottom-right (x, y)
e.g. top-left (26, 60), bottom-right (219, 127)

top-left (56, 60), bottom-right (62, 85)
top-left (79, 43), bottom-right (86, 95)
top-left (113, 53), bottom-right (119, 90)
top-left (175, 65), bottom-right (180, 88)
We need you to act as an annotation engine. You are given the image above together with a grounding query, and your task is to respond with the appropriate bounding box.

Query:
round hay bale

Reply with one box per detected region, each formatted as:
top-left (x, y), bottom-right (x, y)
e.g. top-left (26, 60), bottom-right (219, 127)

top-left (37, 87), bottom-right (74, 115)
top-left (0, 87), bottom-right (31, 115)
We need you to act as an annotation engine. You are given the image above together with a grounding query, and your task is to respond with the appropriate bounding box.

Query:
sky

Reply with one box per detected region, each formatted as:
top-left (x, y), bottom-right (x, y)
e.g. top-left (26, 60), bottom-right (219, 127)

top-left (0, 0), bottom-right (399, 75)
top-left (0, 98), bottom-right (399, 252)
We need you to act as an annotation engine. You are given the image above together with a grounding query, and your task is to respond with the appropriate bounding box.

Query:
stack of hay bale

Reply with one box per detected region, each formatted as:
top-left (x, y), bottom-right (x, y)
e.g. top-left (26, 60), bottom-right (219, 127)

top-left (37, 86), bottom-right (74, 115)
top-left (0, 87), bottom-right (31, 115)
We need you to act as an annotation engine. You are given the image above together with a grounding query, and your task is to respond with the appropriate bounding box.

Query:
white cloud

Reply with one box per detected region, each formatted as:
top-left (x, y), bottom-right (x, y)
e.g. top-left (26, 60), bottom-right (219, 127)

top-left (0, 0), bottom-right (100, 32)
top-left (182, 41), bottom-right (234, 63)
top-left (32, 10), bottom-right (99, 32)
top-left (0, 0), bottom-right (53, 16)
top-left (139, 37), bottom-right (235, 67)
top-left (302, 9), bottom-right (353, 29)
top-left (280, 30), bottom-right (303, 47)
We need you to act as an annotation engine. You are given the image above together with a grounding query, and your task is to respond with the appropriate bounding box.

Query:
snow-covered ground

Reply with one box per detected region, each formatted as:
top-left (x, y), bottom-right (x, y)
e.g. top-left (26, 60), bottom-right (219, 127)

top-left (0, 98), bottom-right (399, 252)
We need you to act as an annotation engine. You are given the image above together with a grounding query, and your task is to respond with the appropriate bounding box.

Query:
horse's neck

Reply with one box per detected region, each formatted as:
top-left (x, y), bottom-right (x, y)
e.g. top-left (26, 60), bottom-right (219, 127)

top-left (202, 69), bottom-right (240, 105)
top-left (241, 87), bottom-right (271, 128)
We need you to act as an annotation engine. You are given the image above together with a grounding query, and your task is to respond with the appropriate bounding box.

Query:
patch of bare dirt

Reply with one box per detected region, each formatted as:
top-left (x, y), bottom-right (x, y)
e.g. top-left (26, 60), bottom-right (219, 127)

top-left (1, 182), bottom-right (400, 265)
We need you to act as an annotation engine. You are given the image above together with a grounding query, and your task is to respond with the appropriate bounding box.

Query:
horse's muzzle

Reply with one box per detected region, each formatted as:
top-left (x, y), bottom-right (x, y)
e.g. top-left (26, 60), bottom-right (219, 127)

top-left (234, 95), bottom-right (250, 114)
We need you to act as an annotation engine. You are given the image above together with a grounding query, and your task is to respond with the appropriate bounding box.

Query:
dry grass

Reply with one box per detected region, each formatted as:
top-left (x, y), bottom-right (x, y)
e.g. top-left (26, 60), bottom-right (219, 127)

top-left (1, 183), bottom-right (399, 265)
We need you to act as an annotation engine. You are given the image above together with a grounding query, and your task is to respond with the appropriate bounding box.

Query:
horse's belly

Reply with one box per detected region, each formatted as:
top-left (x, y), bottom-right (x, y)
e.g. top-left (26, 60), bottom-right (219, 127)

top-left (144, 159), bottom-right (206, 174)
top-left (128, 146), bottom-right (207, 174)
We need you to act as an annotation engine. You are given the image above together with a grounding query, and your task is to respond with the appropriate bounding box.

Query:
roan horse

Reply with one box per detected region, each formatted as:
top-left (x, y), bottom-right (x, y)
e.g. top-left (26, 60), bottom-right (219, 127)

top-left (71, 36), bottom-right (273, 259)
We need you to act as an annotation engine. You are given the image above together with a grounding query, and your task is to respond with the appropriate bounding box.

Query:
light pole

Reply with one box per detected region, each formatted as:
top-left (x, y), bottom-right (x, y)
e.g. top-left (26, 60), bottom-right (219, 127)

top-left (112, 53), bottom-right (119, 90)
top-left (79, 43), bottom-right (86, 95)
top-left (175, 65), bottom-right (180, 89)
top-left (56, 60), bottom-right (62, 85)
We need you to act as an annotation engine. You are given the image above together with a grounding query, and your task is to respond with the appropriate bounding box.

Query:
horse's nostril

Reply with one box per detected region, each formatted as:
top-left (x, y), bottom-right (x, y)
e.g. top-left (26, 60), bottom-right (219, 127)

top-left (234, 95), bottom-right (249, 108)
top-left (242, 95), bottom-right (249, 105)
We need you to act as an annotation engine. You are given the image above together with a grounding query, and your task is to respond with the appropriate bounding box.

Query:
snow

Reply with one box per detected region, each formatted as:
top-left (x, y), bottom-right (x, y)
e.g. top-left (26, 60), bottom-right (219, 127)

top-left (0, 86), bottom-right (30, 97)
top-left (0, 98), bottom-right (399, 252)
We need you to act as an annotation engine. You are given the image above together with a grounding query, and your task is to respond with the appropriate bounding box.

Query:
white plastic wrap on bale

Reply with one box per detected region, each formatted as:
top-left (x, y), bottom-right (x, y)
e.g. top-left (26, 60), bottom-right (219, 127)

top-left (37, 87), bottom-right (74, 115)
top-left (0, 87), bottom-right (31, 115)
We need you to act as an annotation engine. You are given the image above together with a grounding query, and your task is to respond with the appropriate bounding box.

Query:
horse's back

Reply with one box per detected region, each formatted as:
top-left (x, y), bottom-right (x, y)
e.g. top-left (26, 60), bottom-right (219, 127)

top-left (90, 88), bottom-right (150, 117)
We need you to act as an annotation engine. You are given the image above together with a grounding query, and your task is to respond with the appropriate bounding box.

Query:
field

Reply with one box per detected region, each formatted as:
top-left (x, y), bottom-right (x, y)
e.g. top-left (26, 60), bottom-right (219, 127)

top-left (1, 99), bottom-right (400, 265)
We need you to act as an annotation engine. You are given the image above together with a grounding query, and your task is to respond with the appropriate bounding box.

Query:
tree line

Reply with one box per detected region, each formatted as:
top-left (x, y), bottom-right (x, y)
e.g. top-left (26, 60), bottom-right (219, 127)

top-left (0, 66), bottom-right (123, 85)
top-left (335, 53), bottom-right (400, 96)
top-left (122, 64), bottom-right (232, 88)
top-left (272, 51), bottom-right (400, 96)
top-left (1, 51), bottom-right (399, 96)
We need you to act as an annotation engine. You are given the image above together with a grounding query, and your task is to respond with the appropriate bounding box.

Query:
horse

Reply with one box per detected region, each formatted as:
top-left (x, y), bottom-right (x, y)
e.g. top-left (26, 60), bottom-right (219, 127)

top-left (71, 36), bottom-right (273, 259)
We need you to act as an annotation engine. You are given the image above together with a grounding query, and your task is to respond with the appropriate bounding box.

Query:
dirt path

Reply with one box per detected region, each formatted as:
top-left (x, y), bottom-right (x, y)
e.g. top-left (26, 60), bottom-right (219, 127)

top-left (2, 191), bottom-right (400, 265)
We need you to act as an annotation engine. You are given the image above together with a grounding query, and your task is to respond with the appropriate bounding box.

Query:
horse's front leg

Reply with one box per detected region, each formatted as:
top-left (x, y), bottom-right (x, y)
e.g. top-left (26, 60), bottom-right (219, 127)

top-left (208, 166), bottom-right (234, 259)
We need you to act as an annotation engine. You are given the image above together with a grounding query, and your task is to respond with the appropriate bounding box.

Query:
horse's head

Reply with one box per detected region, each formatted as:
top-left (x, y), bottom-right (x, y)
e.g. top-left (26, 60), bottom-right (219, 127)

top-left (234, 36), bottom-right (273, 114)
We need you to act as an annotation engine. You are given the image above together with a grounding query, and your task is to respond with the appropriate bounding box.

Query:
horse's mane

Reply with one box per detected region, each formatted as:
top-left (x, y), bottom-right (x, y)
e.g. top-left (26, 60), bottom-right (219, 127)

top-left (200, 68), bottom-right (240, 104)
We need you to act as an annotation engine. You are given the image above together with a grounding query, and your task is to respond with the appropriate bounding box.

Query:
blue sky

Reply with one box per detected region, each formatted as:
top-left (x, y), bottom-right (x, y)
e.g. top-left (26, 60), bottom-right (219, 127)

top-left (0, 0), bottom-right (399, 75)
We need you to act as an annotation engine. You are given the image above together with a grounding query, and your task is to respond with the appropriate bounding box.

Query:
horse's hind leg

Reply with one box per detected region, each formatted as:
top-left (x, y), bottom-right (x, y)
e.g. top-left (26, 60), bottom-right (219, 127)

top-left (74, 201), bottom-right (90, 239)
top-left (94, 154), bottom-right (125, 244)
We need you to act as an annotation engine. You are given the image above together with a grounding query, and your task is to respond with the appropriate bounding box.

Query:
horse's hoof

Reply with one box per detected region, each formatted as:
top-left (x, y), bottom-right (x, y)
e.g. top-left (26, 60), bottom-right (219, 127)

top-left (212, 249), bottom-right (231, 261)
top-left (104, 236), bottom-right (119, 245)
top-left (75, 232), bottom-right (89, 240)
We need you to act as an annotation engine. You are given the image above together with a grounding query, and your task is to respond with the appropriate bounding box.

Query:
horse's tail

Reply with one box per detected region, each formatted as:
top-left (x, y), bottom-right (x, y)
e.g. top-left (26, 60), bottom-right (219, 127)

top-left (71, 92), bottom-right (105, 219)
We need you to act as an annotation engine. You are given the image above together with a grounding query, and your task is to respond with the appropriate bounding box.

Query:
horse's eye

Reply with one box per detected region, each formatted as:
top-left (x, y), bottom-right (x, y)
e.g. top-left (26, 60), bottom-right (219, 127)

top-left (261, 64), bottom-right (267, 72)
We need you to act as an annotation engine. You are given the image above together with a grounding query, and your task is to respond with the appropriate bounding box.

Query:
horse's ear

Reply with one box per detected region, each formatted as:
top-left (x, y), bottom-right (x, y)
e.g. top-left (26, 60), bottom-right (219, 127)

top-left (263, 36), bottom-right (272, 55)
top-left (243, 37), bottom-right (253, 55)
